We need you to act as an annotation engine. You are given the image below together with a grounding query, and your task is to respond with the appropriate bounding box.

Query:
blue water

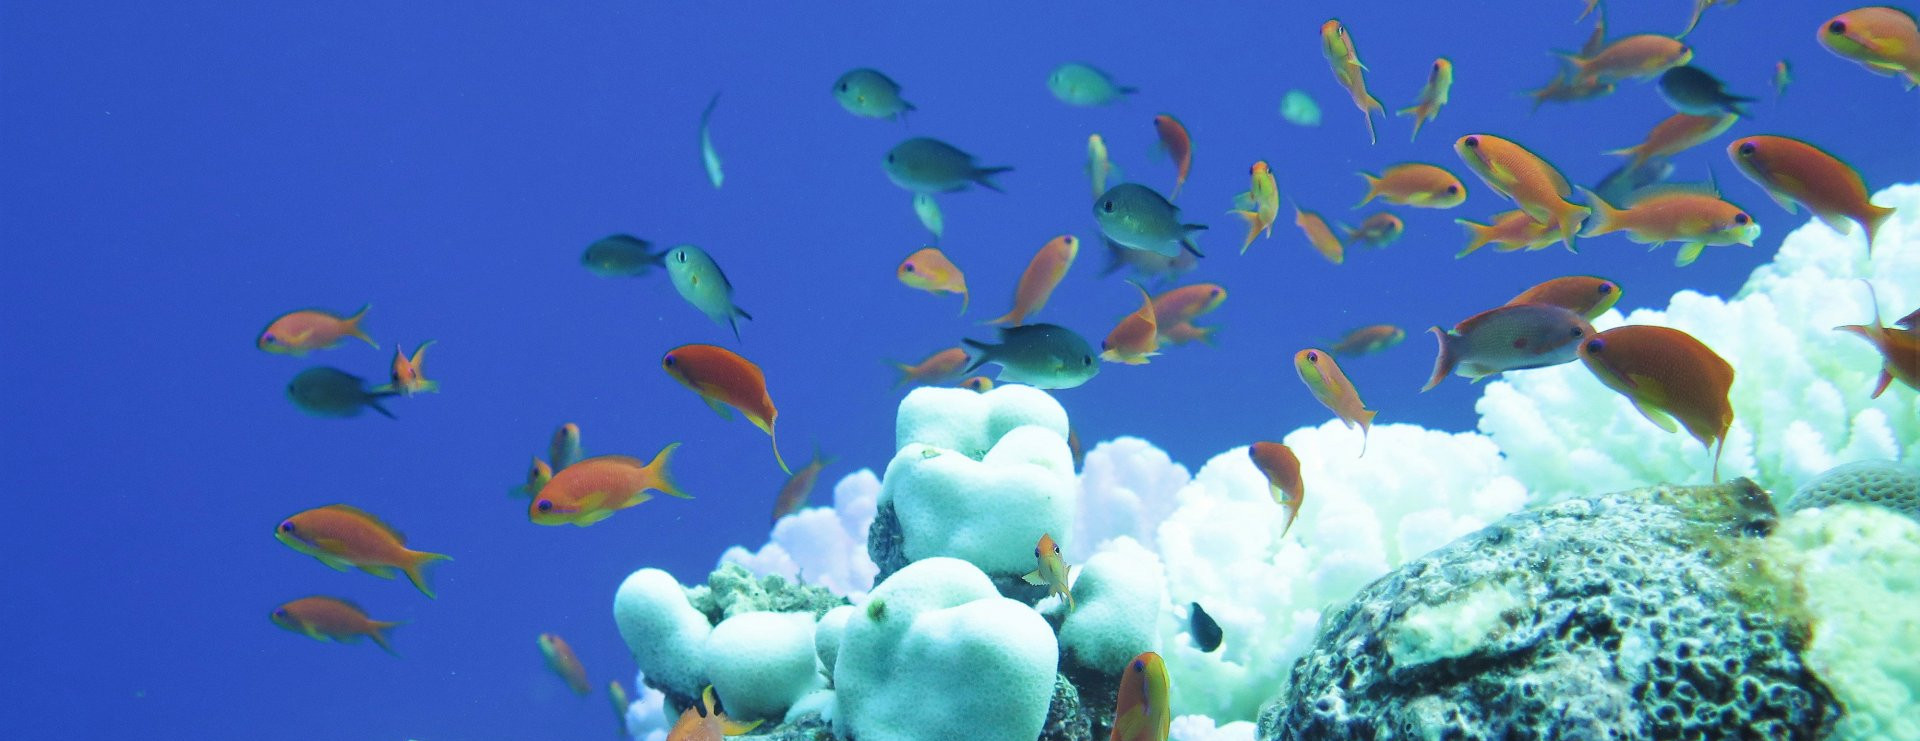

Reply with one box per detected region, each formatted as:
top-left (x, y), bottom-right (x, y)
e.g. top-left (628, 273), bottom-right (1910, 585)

top-left (3, 1), bottom-right (1915, 738)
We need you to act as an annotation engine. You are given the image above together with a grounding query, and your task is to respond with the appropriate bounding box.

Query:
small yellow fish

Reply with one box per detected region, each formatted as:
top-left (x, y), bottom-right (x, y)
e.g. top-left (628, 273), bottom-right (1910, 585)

top-left (509, 456), bottom-right (553, 498)
top-left (1295, 348), bottom-right (1376, 455)
top-left (1020, 533), bottom-right (1076, 610)
top-left (1320, 20), bottom-right (1384, 144)
top-left (372, 341), bottom-right (438, 396)
top-left (1293, 204), bottom-right (1345, 264)
top-left (897, 247), bottom-right (969, 315)
top-left (1397, 58), bottom-right (1453, 143)
top-left (1229, 161), bottom-right (1280, 254)
top-left (1249, 442), bottom-right (1305, 538)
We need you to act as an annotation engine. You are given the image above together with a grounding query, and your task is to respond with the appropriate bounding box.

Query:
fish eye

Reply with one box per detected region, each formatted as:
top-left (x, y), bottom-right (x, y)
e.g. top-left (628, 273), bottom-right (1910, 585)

top-left (1585, 338), bottom-right (1605, 354)
top-left (537, 500), bottom-right (553, 512)
top-left (903, 263), bottom-right (915, 272)
top-left (676, 251), bottom-right (687, 262)
top-left (1570, 326), bottom-right (1584, 338)
top-left (1598, 283), bottom-right (1614, 294)
top-left (262, 333), bottom-right (276, 344)
top-left (1132, 659), bottom-right (1146, 671)
top-left (1446, 185), bottom-right (1459, 195)
top-left (1738, 142), bottom-right (1756, 156)
top-left (886, 153), bottom-right (895, 163)
top-left (1102, 200), bottom-right (1115, 213)
top-left (1053, 543), bottom-right (1061, 554)
top-left (1463, 136), bottom-right (1479, 148)
top-left (1432, 61), bottom-right (1443, 71)
top-left (279, 521), bottom-right (295, 533)
top-left (1211, 288), bottom-right (1222, 296)
top-left (1034, 547), bottom-right (1041, 557)
top-left (1734, 213), bottom-right (1749, 224)
top-left (1828, 20), bottom-right (1846, 34)
top-left (273, 608), bottom-right (288, 618)
top-left (1082, 356), bottom-right (1093, 366)
top-left (837, 83), bottom-right (848, 92)
top-left (664, 355), bottom-right (676, 367)
top-left (1306, 351), bottom-right (1319, 362)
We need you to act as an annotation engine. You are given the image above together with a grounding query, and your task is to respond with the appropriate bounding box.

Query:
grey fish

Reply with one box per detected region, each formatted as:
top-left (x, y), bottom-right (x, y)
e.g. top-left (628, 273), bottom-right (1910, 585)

top-left (1423, 304), bottom-right (1595, 391)
top-left (581, 234), bottom-right (668, 278)
top-left (1593, 156), bottom-right (1675, 206)
top-left (1190, 602), bottom-right (1223, 652)
top-left (1047, 63), bottom-right (1138, 106)
top-left (1100, 237), bottom-right (1198, 283)
top-left (1657, 66), bottom-right (1754, 117)
top-left (700, 93), bottom-right (724, 188)
top-left (962, 323), bottom-right (1100, 389)
top-left (287, 366), bottom-right (396, 419)
top-left (834, 68), bottom-right (915, 120)
top-left (665, 244), bottom-right (752, 341)
top-left (1094, 183), bottom-right (1207, 258)
top-left (883, 137), bottom-right (1012, 194)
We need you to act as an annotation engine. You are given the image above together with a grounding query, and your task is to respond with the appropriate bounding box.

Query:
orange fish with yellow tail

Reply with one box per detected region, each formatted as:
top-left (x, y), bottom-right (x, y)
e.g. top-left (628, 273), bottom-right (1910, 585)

top-left (668, 685), bottom-right (763, 741)
top-left (1100, 282), bottom-right (1160, 365)
top-left (373, 340), bottom-right (438, 396)
top-left (1020, 533), bottom-right (1076, 610)
top-left (532, 447), bottom-right (688, 526)
top-left (275, 504), bottom-right (452, 598)
top-left (1454, 134), bottom-right (1589, 251)
top-left (1295, 348), bottom-right (1376, 456)
top-left (1577, 325), bottom-right (1735, 481)
top-left (893, 346), bottom-right (970, 389)
top-left (1111, 652), bottom-right (1171, 741)
top-left (987, 235), bottom-right (1079, 326)
top-left (663, 344), bottom-right (791, 474)
top-left (1507, 276), bottom-right (1621, 321)
top-left (537, 632), bottom-right (591, 696)
top-left (257, 304), bottom-right (376, 355)
top-left (1728, 135), bottom-right (1896, 255)
top-left (1834, 281), bottom-right (1919, 399)
top-left (271, 596), bottom-right (402, 656)
top-left (1249, 442), bottom-right (1305, 539)
top-left (897, 247), bottom-right (969, 315)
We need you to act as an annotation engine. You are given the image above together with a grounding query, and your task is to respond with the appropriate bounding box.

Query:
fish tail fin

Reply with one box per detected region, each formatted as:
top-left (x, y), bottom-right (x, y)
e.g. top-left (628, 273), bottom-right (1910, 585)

top-left (1710, 434), bottom-right (1725, 483)
top-left (981, 309), bottom-right (1021, 326)
top-left (370, 621), bottom-right (403, 657)
top-left (1354, 172), bottom-right (1380, 207)
top-left (646, 442), bottom-right (693, 499)
top-left (1423, 326), bottom-right (1457, 392)
top-left (1232, 210), bottom-right (1264, 254)
top-left (1556, 201), bottom-right (1593, 252)
top-left (346, 304), bottom-right (377, 349)
top-left (1454, 219), bottom-right (1494, 258)
top-left (1407, 113), bottom-right (1428, 143)
top-left (367, 394), bottom-right (398, 420)
top-left (403, 551), bottom-right (453, 599)
top-left (973, 166), bottom-right (1013, 193)
top-left (890, 361), bottom-right (916, 390)
top-left (958, 287), bottom-right (969, 316)
top-left (960, 339), bottom-right (994, 374)
top-left (1863, 202), bottom-right (1896, 256)
top-left (1577, 187), bottom-right (1622, 238)
top-left (1181, 224), bottom-right (1208, 258)
top-left (1020, 569), bottom-right (1046, 586)
top-left (1360, 99), bottom-right (1381, 144)
top-left (1357, 409), bottom-right (1375, 457)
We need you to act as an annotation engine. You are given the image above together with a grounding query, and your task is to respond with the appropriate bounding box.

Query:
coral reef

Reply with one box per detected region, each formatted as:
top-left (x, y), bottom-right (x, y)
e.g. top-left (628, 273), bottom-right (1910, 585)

top-left (1785, 458), bottom-right (1920, 522)
top-left (1256, 480), bottom-right (1840, 740)
top-left (689, 562), bottom-right (844, 622)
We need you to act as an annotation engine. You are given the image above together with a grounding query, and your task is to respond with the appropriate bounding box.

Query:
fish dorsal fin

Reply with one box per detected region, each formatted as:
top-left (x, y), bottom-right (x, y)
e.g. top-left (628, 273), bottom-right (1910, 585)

top-left (321, 504), bottom-right (405, 542)
top-left (1623, 182), bottom-right (1718, 205)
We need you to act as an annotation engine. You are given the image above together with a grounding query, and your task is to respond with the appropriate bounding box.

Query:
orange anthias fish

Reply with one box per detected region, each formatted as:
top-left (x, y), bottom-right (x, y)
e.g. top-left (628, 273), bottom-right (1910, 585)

top-left (258, 304), bottom-right (376, 355)
top-left (1356, 163), bottom-right (1467, 208)
top-left (537, 633), bottom-right (591, 696)
top-left (372, 340), bottom-right (438, 396)
top-left (1295, 348), bottom-right (1376, 455)
top-left (667, 685), bottom-right (763, 741)
top-left (1728, 135), bottom-right (1896, 255)
top-left (1578, 186), bottom-right (1759, 267)
top-left (1818, 6), bottom-right (1920, 90)
top-left (770, 449), bottom-right (834, 524)
top-left (1397, 58), bottom-right (1453, 143)
top-left (1455, 209), bottom-right (1560, 257)
top-left (1606, 113), bottom-right (1737, 171)
top-left (1321, 20), bottom-right (1385, 144)
top-left (1562, 34), bottom-right (1693, 85)
top-left (1152, 284), bottom-right (1227, 327)
top-left (1455, 134), bottom-right (1590, 250)
top-left (894, 346), bottom-right (970, 389)
top-left (1507, 276), bottom-right (1622, 320)
top-left (1111, 652), bottom-right (1171, 741)
top-left (1248, 442), bottom-right (1305, 538)
top-left (897, 247), bottom-right (969, 315)
top-left (276, 504), bottom-right (452, 598)
top-left (663, 344), bottom-right (791, 474)
top-left (531, 447), bottom-right (690, 526)
top-left (959, 376), bottom-right (995, 392)
top-left (1160, 322), bottom-right (1217, 346)
top-left (988, 235), bottom-right (1079, 325)
top-left (1523, 74), bottom-right (1616, 110)
top-left (1100, 283), bottom-right (1160, 365)
top-left (1331, 325), bottom-right (1406, 357)
top-left (1342, 212), bottom-right (1405, 248)
top-left (510, 456), bottom-right (553, 498)
top-left (1020, 533), bottom-right (1076, 610)
top-left (1153, 115), bottom-right (1192, 201)
top-left (1834, 281), bottom-right (1920, 399)
top-left (1578, 325), bottom-right (1736, 481)
top-left (271, 596), bottom-right (402, 656)
top-left (1293, 205), bottom-right (1345, 264)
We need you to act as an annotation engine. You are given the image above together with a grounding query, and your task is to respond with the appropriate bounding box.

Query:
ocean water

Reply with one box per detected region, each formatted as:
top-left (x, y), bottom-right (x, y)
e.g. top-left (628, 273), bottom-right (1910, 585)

top-left (2, 1), bottom-right (1915, 739)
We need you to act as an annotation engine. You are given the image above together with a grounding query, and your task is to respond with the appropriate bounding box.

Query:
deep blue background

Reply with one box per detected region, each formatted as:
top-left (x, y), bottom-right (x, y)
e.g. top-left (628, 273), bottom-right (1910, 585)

top-left (3, 1), bottom-right (1914, 738)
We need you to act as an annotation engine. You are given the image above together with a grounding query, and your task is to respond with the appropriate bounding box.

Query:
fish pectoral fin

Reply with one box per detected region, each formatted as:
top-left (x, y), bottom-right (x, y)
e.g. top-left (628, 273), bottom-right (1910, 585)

top-left (580, 509), bottom-right (617, 526)
top-left (700, 395), bottom-right (734, 420)
top-left (1624, 387), bottom-right (1681, 433)
top-left (1676, 242), bottom-right (1706, 267)
top-left (1815, 210), bottom-right (1855, 235)
top-left (315, 554), bottom-right (354, 572)
top-left (359, 564), bottom-right (398, 579)
top-left (1020, 569), bottom-right (1047, 586)
top-left (718, 717), bottom-right (764, 735)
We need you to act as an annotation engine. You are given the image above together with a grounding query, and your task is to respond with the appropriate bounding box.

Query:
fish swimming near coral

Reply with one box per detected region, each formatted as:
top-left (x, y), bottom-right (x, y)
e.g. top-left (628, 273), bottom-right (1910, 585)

top-left (275, 504), bottom-right (452, 598)
top-left (1020, 533), bottom-right (1076, 610)
top-left (962, 323), bottom-right (1101, 390)
top-left (667, 685), bottom-right (763, 741)
top-left (1424, 303), bottom-right (1595, 391)
top-left (270, 596), bottom-right (401, 656)
top-left (1727, 135), bottom-right (1895, 255)
top-left (1578, 324), bottom-right (1735, 481)
top-left (770, 449), bottom-right (834, 524)
top-left (1249, 441), bottom-right (1304, 538)
top-left (1099, 282), bottom-right (1160, 365)
top-left (530, 447), bottom-right (690, 526)
top-left (1111, 651), bottom-right (1171, 741)
top-left (1833, 281), bottom-right (1919, 399)
top-left (662, 344), bottom-right (790, 474)
top-left (537, 632), bottom-right (590, 696)
top-left (1188, 602), bottom-right (1223, 653)
top-left (893, 346), bottom-right (970, 389)
top-left (1578, 185), bottom-right (1760, 267)
top-left (1295, 348), bottom-right (1375, 455)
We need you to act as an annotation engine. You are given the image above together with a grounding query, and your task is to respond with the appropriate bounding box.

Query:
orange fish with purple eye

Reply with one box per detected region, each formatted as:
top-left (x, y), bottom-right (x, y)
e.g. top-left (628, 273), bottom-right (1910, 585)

top-left (1578, 324), bottom-right (1735, 481)
top-left (1150, 284), bottom-right (1226, 328)
top-left (1110, 651), bottom-right (1171, 741)
top-left (1356, 163), bottom-right (1467, 209)
top-left (275, 504), bottom-right (452, 598)
top-left (1728, 135), bottom-right (1895, 255)
top-left (663, 344), bottom-right (791, 474)
top-left (893, 347), bottom-right (970, 389)
top-left (1249, 442), bottom-right (1304, 538)
top-left (530, 447), bottom-right (690, 526)
top-left (1834, 281), bottom-right (1919, 400)
top-left (1507, 276), bottom-right (1621, 321)
top-left (1019, 532), bottom-right (1076, 610)
top-left (258, 305), bottom-right (375, 355)
top-left (1606, 113), bottom-right (1736, 171)
top-left (271, 596), bottom-right (402, 656)
top-left (1295, 348), bottom-right (1376, 456)
top-left (987, 235), bottom-right (1079, 326)
top-left (897, 247), bottom-right (969, 315)
top-left (537, 633), bottom-right (590, 696)
top-left (372, 340), bottom-right (438, 396)
top-left (1100, 282), bottom-right (1160, 365)
top-left (958, 375), bottom-right (994, 392)
top-left (667, 685), bottom-right (762, 741)
top-left (1152, 114), bottom-right (1192, 200)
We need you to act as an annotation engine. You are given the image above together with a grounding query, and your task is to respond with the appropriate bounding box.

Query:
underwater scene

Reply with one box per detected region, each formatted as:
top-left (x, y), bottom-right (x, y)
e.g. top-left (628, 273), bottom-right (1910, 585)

top-left (5, 1), bottom-right (1920, 739)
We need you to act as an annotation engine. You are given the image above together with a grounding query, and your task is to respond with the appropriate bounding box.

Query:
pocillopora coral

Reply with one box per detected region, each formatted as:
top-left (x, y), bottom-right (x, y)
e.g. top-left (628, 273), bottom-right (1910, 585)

top-left (704, 611), bottom-right (824, 722)
top-left (613, 568), bottom-right (713, 700)
top-left (881, 416), bottom-right (1076, 576)
top-left (832, 557), bottom-right (1059, 741)
top-left (1058, 536), bottom-right (1166, 672)
top-left (894, 384), bottom-right (1069, 457)
top-left (1768, 503), bottom-right (1920, 741)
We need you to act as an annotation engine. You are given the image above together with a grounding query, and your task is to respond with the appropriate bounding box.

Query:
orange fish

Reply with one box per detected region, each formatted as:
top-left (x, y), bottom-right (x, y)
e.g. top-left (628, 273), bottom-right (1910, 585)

top-left (1454, 134), bottom-right (1589, 250)
top-left (1330, 325), bottom-right (1405, 357)
top-left (1248, 442), bottom-right (1305, 538)
top-left (1160, 322), bottom-right (1217, 346)
top-left (1020, 533), bottom-right (1076, 610)
top-left (663, 344), bottom-right (791, 474)
top-left (537, 633), bottom-right (591, 696)
top-left (372, 340), bottom-right (438, 396)
top-left (1523, 75), bottom-right (1616, 110)
top-left (1682, 0), bottom-right (1740, 37)
top-left (1356, 163), bottom-right (1466, 208)
top-left (770, 449), bottom-right (834, 524)
top-left (510, 456), bottom-right (553, 498)
top-left (667, 685), bottom-right (763, 741)
top-left (1153, 115), bottom-right (1192, 201)
top-left (275, 504), bottom-right (452, 598)
top-left (1561, 34), bottom-right (1692, 85)
top-left (258, 304), bottom-right (375, 356)
top-left (1818, 6), bottom-right (1920, 89)
top-left (1151, 284), bottom-right (1227, 327)
top-left (1397, 58), bottom-right (1453, 143)
top-left (1578, 325), bottom-right (1735, 481)
top-left (958, 375), bottom-right (995, 392)
top-left (1321, 20), bottom-right (1384, 144)
top-left (1578, 186), bottom-right (1759, 267)
top-left (1507, 276), bottom-right (1622, 320)
top-left (987, 235), bottom-right (1079, 326)
top-left (1728, 135), bottom-right (1896, 255)
top-left (1341, 212), bottom-right (1405, 248)
top-left (1100, 283), bottom-right (1160, 365)
top-left (1455, 209), bottom-right (1560, 257)
top-left (1834, 281), bottom-right (1920, 399)
top-left (1606, 113), bottom-right (1737, 171)
top-left (897, 247), bottom-right (969, 315)
top-left (271, 596), bottom-right (402, 656)
top-left (894, 346), bottom-right (970, 389)
top-left (1293, 205), bottom-right (1345, 264)
top-left (1110, 652), bottom-right (1171, 741)
top-left (1295, 348), bottom-right (1376, 455)
top-left (531, 447), bottom-right (690, 526)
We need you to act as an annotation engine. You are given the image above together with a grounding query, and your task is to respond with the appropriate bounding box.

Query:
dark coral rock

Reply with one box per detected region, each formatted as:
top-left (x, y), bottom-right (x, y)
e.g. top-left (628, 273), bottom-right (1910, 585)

top-left (1257, 480), bottom-right (1841, 741)
top-left (1061, 649), bottom-right (1122, 740)
top-left (867, 499), bottom-right (909, 585)
top-left (750, 713), bottom-right (835, 741)
top-left (1039, 672), bottom-right (1093, 741)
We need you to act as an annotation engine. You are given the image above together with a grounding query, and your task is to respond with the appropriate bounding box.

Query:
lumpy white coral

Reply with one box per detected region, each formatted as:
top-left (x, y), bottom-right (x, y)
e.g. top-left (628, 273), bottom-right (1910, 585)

top-left (719, 469), bottom-right (880, 598)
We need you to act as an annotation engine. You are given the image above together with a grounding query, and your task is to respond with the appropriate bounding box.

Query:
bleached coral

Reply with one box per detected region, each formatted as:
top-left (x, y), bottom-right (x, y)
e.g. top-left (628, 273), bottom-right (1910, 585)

top-left (621, 669), bottom-right (670, 741)
top-left (1071, 437), bottom-right (1192, 559)
top-left (1057, 536), bottom-right (1167, 672)
top-left (719, 470), bottom-right (880, 597)
top-left (1479, 184), bottom-right (1920, 498)
top-left (1170, 715), bottom-right (1258, 741)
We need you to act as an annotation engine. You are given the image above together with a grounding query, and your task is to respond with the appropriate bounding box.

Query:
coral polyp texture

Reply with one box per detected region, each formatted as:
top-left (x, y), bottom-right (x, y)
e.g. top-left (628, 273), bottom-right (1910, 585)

top-left (1785, 458), bottom-right (1920, 522)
